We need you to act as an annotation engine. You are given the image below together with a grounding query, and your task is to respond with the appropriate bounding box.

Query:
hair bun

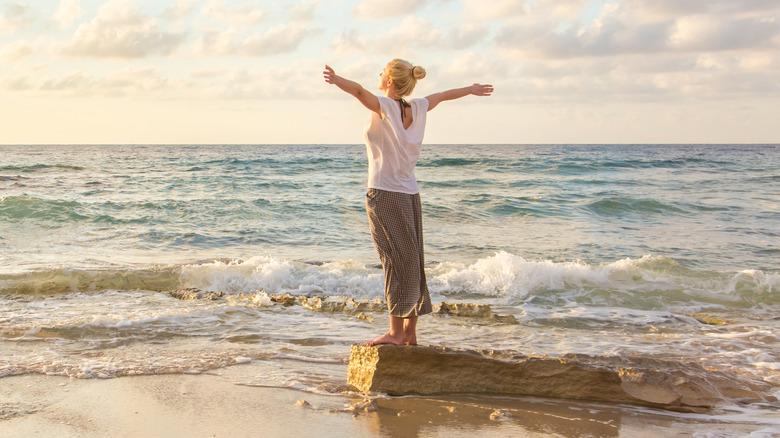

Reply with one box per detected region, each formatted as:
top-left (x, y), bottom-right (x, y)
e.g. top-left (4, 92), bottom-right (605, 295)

top-left (412, 65), bottom-right (426, 80)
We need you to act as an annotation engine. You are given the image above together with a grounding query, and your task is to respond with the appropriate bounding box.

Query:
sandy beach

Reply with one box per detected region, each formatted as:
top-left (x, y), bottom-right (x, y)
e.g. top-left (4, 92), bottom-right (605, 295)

top-left (2, 361), bottom-right (775, 438)
top-left (1, 371), bottom-right (367, 438)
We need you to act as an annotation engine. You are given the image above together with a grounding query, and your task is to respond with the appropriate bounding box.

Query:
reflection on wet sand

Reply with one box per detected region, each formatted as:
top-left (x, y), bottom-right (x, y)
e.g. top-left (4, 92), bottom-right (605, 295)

top-left (355, 394), bottom-right (623, 438)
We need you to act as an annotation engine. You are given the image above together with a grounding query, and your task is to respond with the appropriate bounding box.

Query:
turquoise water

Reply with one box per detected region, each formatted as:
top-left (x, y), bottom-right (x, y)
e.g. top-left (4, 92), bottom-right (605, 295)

top-left (1, 144), bottom-right (778, 432)
top-left (2, 144), bottom-right (777, 272)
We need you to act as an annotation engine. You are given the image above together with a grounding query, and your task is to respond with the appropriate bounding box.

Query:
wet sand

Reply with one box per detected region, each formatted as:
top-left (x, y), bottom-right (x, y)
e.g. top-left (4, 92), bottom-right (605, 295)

top-left (0, 366), bottom-right (773, 437)
top-left (1, 373), bottom-right (364, 437)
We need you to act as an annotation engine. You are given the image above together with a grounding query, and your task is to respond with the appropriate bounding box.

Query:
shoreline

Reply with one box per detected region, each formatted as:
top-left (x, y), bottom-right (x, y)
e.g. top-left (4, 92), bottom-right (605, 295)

top-left (2, 365), bottom-right (777, 437)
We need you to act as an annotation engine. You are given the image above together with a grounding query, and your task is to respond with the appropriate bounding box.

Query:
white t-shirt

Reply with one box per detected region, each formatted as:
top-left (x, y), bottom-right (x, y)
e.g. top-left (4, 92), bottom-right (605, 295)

top-left (363, 96), bottom-right (429, 194)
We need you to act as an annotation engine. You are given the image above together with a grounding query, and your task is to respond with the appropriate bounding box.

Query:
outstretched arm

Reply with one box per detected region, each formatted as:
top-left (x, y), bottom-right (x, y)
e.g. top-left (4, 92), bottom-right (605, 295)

top-left (425, 84), bottom-right (493, 111)
top-left (323, 65), bottom-right (380, 114)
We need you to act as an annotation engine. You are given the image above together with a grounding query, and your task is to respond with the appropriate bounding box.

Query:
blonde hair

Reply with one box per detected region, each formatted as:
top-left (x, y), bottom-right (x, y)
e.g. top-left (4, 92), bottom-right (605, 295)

top-left (388, 58), bottom-right (426, 97)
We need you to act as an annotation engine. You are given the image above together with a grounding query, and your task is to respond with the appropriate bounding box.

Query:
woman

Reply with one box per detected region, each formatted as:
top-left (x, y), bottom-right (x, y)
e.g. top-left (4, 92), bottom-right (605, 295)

top-left (323, 59), bottom-right (493, 346)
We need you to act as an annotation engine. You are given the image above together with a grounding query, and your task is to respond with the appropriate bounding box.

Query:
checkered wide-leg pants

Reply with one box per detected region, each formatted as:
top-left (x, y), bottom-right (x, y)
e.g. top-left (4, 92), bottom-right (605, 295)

top-left (366, 188), bottom-right (433, 317)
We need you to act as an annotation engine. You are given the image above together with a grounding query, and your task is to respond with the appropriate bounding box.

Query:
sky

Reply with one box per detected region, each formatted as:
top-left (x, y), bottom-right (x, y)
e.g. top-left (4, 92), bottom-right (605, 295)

top-left (1, 0), bottom-right (779, 144)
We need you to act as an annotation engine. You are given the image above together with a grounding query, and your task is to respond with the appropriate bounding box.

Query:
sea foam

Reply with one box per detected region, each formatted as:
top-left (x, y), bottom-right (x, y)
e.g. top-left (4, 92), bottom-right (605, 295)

top-left (3, 252), bottom-right (775, 310)
top-left (179, 256), bottom-right (385, 298)
top-left (174, 252), bottom-right (778, 309)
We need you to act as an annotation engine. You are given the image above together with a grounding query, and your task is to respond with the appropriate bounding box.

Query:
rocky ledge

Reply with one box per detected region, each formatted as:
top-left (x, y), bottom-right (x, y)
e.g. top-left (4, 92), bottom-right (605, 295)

top-left (347, 344), bottom-right (776, 412)
top-left (171, 289), bottom-right (517, 324)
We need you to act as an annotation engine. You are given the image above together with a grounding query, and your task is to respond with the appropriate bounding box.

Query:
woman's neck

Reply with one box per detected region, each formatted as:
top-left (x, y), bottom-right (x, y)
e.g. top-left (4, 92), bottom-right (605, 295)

top-left (385, 89), bottom-right (403, 100)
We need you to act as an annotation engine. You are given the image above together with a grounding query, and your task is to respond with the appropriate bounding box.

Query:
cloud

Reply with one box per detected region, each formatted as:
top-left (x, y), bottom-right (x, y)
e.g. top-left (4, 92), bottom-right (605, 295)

top-left (537, 0), bottom-right (587, 19)
top-left (495, 10), bottom-right (667, 59)
top-left (372, 16), bottom-right (443, 51)
top-left (446, 51), bottom-right (509, 75)
top-left (438, 51), bottom-right (510, 88)
top-left (52, 0), bottom-right (85, 30)
top-left (630, 0), bottom-right (780, 18)
top-left (196, 63), bottom-right (322, 100)
top-left (163, 0), bottom-right (198, 23)
top-left (98, 67), bottom-right (170, 96)
top-left (238, 23), bottom-right (319, 56)
top-left (192, 22), bottom-right (320, 57)
top-left (39, 70), bottom-right (94, 94)
top-left (1, 1), bottom-right (31, 33)
top-left (500, 49), bottom-right (780, 107)
top-left (739, 53), bottom-right (780, 72)
top-left (484, 0), bottom-right (780, 107)
top-left (0, 13), bottom-right (14, 33)
top-left (2, 1), bottom-right (27, 19)
top-left (495, 1), bottom-right (780, 59)
top-left (191, 29), bottom-right (238, 56)
top-left (669, 15), bottom-right (780, 52)
top-left (462, 0), bottom-right (526, 21)
top-left (352, 0), bottom-right (431, 20)
top-left (1, 74), bottom-right (32, 91)
top-left (330, 16), bottom-right (487, 55)
top-left (1, 39), bottom-right (35, 61)
top-left (330, 28), bottom-right (368, 54)
top-left (287, 0), bottom-right (319, 23)
top-left (447, 22), bottom-right (491, 49)
top-left (190, 68), bottom-right (225, 79)
top-left (57, 0), bottom-right (185, 59)
top-left (199, 0), bottom-right (265, 27)
top-left (188, 1), bottom-right (321, 57)
top-left (4, 67), bottom-right (172, 98)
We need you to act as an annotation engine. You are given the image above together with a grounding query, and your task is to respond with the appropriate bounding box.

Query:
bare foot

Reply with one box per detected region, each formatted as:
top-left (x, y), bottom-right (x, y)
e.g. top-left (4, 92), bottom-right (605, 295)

top-left (366, 331), bottom-right (404, 346)
top-left (404, 334), bottom-right (418, 346)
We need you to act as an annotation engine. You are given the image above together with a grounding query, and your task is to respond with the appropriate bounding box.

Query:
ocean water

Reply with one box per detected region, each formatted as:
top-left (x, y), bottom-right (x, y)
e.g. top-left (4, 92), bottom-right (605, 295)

top-left (1, 144), bottom-right (778, 432)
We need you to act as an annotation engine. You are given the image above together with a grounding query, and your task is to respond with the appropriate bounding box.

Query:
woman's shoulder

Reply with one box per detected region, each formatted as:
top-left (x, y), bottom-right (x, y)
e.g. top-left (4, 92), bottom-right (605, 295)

top-left (411, 97), bottom-right (429, 110)
top-left (376, 95), bottom-right (396, 112)
top-left (376, 95), bottom-right (394, 105)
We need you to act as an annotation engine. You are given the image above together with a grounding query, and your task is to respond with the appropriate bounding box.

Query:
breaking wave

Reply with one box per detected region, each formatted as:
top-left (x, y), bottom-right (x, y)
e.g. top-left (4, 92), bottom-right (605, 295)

top-left (3, 253), bottom-right (777, 309)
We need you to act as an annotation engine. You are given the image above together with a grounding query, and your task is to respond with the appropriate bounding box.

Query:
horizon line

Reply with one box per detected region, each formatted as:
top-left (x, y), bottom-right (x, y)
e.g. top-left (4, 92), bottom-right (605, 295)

top-left (2, 143), bottom-right (779, 146)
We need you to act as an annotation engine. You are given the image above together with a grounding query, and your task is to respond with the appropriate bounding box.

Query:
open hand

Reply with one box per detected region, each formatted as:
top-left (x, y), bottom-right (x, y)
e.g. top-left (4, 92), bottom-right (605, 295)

top-left (471, 84), bottom-right (494, 96)
top-left (323, 65), bottom-right (337, 84)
